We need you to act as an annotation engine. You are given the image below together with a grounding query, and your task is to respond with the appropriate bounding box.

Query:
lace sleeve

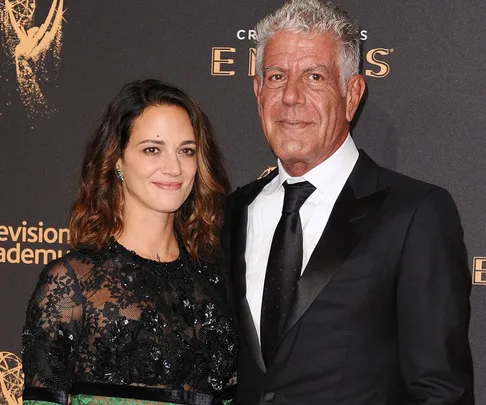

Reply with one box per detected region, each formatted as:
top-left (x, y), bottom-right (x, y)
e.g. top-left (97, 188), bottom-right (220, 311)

top-left (22, 258), bottom-right (84, 405)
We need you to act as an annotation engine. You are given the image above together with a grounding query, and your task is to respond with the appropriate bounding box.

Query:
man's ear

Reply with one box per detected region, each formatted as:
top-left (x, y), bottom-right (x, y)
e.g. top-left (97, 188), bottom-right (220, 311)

top-left (253, 75), bottom-right (262, 104)
top-left (345, 74), bottom-right (366, 122)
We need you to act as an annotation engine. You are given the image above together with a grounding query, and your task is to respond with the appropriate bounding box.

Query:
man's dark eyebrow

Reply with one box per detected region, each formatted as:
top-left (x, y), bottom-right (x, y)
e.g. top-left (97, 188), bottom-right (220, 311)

top-left (303, 64), bottom-right (330, 72)
top-left (263, 66), bottom-right (285, 73)
top-left (262, 65), bottom-right (330, 74)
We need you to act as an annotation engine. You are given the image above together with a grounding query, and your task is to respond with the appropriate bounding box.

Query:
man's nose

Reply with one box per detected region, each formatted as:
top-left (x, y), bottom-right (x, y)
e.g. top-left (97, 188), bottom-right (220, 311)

top-left (281, 78), bottom-right (305, 105)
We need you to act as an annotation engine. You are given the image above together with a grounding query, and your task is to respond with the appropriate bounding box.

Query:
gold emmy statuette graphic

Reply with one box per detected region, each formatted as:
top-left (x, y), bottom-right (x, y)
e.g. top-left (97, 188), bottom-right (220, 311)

top-left (0, 352), bottom-right (23, 405)
top-left (258, 166), bottom-right (277, 180)
top-left (1, 0), bottom-right (64, 116)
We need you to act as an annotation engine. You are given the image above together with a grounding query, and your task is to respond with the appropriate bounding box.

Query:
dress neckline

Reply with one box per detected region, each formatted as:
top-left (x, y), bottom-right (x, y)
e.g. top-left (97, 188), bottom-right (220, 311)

top-left (110, 240), bottom-right (186, 267)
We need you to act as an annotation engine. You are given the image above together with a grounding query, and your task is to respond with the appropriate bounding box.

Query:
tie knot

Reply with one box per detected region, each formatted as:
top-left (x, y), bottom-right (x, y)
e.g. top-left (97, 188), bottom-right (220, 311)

top-left (282, 181), bottom-right (316, 214)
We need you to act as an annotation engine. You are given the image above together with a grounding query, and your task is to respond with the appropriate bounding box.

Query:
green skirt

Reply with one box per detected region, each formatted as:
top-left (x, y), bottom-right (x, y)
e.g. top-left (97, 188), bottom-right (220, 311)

top-left (23, 383), bottom-right (232, 405)
top-left (24, 395), bottom-right (232, 405)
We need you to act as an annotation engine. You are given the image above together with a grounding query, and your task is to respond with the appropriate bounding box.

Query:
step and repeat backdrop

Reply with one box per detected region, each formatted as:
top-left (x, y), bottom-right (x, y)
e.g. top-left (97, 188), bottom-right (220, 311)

top-left (0, 1), bottom-right (485, 403)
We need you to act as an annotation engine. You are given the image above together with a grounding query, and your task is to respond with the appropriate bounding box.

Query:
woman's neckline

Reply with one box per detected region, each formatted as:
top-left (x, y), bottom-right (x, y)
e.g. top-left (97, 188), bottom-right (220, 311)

top-left (112, 240), bottom-right (184, 266)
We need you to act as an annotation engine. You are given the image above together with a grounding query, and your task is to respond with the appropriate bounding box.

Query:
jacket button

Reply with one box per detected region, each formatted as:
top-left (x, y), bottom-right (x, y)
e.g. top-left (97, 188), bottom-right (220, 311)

top-left (262, 391), bottom-right (276, 402)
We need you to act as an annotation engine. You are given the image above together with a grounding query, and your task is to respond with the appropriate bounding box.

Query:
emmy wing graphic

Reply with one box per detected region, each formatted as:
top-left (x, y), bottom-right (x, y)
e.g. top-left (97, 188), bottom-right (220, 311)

top-left (0, 352), bottom-right (22, 405)
top-left (1, 0), bottom-right (64, 117)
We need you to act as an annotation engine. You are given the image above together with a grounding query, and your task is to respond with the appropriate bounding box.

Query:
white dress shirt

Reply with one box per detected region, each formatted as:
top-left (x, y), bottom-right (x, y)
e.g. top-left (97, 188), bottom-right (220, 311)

top-left (245, 135), bottom-right (359, 341)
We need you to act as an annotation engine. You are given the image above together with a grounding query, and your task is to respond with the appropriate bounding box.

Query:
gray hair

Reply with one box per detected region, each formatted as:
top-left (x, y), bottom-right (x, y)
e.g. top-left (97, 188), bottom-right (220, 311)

top-left (254, 0), bottom-right (361, 95)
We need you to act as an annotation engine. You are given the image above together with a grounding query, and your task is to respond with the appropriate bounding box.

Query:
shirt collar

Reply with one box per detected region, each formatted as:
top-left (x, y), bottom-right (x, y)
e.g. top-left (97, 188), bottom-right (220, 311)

top-left (265, 134), bottom-right (359, 196)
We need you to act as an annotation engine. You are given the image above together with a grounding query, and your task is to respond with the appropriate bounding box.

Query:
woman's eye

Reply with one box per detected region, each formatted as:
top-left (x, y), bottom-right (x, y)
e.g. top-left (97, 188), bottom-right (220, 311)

top-left (179, 148), bottom-right (196, 156)
top-left (143, 147), bottom-right (159, 155)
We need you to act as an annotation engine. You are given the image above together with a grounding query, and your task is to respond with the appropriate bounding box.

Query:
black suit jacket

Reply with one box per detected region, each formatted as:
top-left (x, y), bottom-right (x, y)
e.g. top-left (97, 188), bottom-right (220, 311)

top-left (222, 152), bottom-right (474, 405)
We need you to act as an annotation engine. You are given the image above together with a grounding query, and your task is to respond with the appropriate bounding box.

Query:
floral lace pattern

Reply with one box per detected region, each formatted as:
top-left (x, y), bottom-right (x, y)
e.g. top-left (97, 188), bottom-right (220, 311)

top-left (22, 242), bottom-right (237, 403)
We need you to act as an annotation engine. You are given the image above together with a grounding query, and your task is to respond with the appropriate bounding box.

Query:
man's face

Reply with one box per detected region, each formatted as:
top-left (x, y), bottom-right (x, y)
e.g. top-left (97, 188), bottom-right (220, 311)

top-left (254, 31), bottom-right (364, 176)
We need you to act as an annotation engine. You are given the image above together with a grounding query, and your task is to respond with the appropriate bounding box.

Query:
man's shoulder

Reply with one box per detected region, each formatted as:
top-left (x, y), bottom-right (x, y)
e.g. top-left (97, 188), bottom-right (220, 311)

top-left (228, 167), bottom-right (277, 203)
top-left (379, 165), bottom-right (440, 193)
top-left (376, 164), bottom-right (455, 208)
top-left (230, 178), bottom-right (264, 197)
top-left (227, 179), bottom-right (263, 210)
top-left (355, 151), bottom-right (446, 201)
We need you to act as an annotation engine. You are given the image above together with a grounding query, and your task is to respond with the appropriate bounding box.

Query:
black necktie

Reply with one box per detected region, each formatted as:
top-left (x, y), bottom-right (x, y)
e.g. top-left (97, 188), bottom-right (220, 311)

top-left (260, 180), bottom-right (316, 363)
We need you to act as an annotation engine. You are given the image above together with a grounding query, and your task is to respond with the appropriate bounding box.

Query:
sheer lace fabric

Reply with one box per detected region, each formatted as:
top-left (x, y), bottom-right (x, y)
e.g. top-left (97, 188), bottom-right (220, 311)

top-left (22, 242), bottom-right (237, 404)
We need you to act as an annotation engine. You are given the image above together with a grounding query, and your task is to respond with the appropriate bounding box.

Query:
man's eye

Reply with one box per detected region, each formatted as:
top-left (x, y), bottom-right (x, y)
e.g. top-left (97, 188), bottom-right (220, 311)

top-left (308, 73), bottom-right (322, 81)
top-left (268, 73), bottom-right (284, 81)
top-left (143, 147), bottom-right (159, 155)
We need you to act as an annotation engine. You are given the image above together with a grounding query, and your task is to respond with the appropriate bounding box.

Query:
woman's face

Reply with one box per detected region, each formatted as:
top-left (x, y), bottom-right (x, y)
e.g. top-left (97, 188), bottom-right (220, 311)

top-left (117, 104), bottom-right (197, 218)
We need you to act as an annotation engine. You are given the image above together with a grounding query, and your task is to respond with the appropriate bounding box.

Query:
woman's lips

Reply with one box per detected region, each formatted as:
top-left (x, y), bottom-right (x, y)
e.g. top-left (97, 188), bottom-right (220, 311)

top-left (152, 182), bottom-right (182, 190)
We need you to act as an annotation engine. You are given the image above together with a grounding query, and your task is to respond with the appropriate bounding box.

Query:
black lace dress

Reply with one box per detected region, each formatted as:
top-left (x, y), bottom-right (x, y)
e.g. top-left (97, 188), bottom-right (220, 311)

top-left (22, 242), bottom-right (238, 405)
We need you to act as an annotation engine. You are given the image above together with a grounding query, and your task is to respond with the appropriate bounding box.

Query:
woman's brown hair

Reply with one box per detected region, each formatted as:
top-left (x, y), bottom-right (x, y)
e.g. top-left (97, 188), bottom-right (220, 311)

top-left (69, 79), bottom-right (230, 261)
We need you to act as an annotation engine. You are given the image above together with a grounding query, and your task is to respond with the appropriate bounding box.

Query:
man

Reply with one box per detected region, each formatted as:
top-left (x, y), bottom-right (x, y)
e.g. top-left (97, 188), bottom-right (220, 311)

top-left (222, 0), bottom-right (474, 404)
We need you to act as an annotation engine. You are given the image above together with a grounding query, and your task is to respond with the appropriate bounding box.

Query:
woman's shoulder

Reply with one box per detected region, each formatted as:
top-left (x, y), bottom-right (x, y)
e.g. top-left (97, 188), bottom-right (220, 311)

top-left (39, 245), bottom-right (111, 282)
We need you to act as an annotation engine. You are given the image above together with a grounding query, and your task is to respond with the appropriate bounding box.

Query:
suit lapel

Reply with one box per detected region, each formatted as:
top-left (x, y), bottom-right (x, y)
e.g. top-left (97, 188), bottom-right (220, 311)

top-left (277, 152), bottom-right (389, 347)
top-left (230, 170), bottom-right (278, 373)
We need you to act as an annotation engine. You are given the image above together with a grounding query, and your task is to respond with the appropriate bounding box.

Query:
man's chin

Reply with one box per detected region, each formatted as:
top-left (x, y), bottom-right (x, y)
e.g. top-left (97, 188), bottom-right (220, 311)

top-left (274, 146), bottom-right (309, 164)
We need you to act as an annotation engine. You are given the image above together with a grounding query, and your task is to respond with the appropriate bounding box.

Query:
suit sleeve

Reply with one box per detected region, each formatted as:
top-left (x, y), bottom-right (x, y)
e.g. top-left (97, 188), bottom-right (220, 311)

top-left (397, 187), bottom-right (474, 405)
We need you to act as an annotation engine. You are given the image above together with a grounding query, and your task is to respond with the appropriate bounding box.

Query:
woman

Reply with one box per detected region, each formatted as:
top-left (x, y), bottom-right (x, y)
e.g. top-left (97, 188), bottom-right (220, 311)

top-left (22, 79), bottom-right (237, 405)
